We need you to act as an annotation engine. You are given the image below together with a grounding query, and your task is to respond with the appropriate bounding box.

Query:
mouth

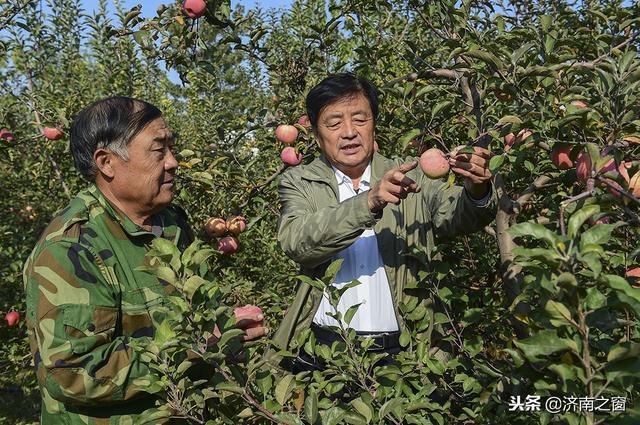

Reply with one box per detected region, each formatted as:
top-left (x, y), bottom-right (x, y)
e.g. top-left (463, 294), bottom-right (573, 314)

top-left (340, 143), bottom-right (361, 154)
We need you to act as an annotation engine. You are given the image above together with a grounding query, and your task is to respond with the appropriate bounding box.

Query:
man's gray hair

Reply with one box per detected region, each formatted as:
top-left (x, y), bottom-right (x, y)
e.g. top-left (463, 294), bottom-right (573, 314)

top-left (70, 96), bottom-right (162, 180)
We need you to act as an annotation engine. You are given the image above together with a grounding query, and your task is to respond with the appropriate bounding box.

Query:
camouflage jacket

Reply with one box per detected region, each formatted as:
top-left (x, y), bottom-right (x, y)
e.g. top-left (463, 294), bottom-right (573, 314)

top-left (271, 152), bottom-right (498, 360)
top-left (23, 184), bottom-right (193, 424)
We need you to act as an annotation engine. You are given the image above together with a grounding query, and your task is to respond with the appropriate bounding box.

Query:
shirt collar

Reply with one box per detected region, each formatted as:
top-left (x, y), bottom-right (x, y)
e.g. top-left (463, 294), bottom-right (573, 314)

top-left (332, 162), bottom-right (372, 187)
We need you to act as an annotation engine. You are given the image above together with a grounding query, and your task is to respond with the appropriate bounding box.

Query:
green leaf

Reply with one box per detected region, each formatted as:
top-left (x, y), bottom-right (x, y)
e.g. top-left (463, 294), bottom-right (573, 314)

top-left (304, 391), bottom-right (318, 424)
top-left (607, 342), bottom-right (640, 363)
top-left (431, 100), bottom-right (453, 118)
top-left (399, 331), bottom-right (411, 348)
top-left (605, 274), bottom-right (640, 303)
top-left (567, 204), bottom-right (600, 238)
top-left (544, 300), bottom-right (573, 327)
top-left (514, 330), bottom-right (578, 362)
top-left (350, 397), bottom-right (373, 423)
top-left (580, 223), bottom-right (619, 248)
top-left (273, 413), bottom-right (304, 425)
top-left (540, 15), bottom-right (552, 32)
top-left (217, 328), bottom-right (244, 347)
top-left (324, 259), bottom-right (344, 282)
top-left (399, 128), bottom-right (422, 150)
top-left (489, 154), bottom-right (505, 172)
top-left (508, 222), bottom-right (560, 247)
top-left (343, 302), bottom-right (362, 325)
top-left (496, 115), bottom-right (522, 127)
top-left (214, 381), bottom-right (244, 394)
top-left (154, 320), bottom-right (176, 345)
top-left (462, 49), bottom-right (505, 71)
top-left (379, 398), bottom-right (403, 420)
top-left (275, 374), bottom-right (295, 406)
top-left (182, 275), bottom-right (207, 300)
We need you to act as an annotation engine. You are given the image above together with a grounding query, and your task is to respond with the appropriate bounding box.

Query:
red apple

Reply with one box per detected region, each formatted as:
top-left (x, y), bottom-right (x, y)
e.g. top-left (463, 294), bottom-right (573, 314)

top-left (551, 145), bottom-right (574, 170)
top-left (504, 133), bottom-right (516, 151)
top-left (0, 128), bottom-right (14, 142)
top-left (598, 157), bottom-right (617, 175)
top-left (182, 0), bottom-right (206, 19)
top-left (275, 124), bottom-right (298, 144)
top-left (218, 236), bottom-right (239, 254)
top-left (281, 147), bottom-right (302, 166)
top-left (226, 216), bottom-right (247, 235)
top-left (618, 161), bottom-right (631, 184)
top-left (5, 311), bottom-right (20, 327)
top-left (602, 178), bottom-right (623, 199)
top-left (575, 152), bottom-right (592, 181)
top-left (626, 267), bottom-right (640, 286)
top-left (298, 115), bottom-right (310, 127)
top-left (588, 215), bottom-right (611, 226)
top-left (570, 100), bottom-right (589, 109)
top-left (629, 172), bottom-right (640, 197)
top-left (234, 305), bottom-right (263, 329)
top-left (42, 127), bottom-right (63, 140)
top-left (504, 129), bottom-right (532, 152)
top-left (204, 217), bottom-right (227, 238)
top-left (420, 148), bottom-right (450, 179)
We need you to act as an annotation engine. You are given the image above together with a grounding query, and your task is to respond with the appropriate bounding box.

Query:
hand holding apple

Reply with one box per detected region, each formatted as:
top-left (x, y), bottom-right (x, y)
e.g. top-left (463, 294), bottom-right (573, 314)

top-left (448, 146), bottom-right (492, 199)
top-left (234, 305), bottom-right (266, 341)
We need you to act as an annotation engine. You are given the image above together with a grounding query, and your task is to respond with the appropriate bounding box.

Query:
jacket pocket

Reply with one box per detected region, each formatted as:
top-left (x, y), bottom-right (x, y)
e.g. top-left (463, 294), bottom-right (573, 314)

top-left (63, 304), bottom-right (118, 354)
top-left (121, 285), bottom-right (167, 339)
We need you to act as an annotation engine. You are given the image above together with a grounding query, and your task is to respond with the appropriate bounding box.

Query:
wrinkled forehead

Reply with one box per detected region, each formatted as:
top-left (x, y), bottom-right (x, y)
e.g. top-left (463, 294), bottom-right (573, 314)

top-left (319, 92), bottom-right (373, 117)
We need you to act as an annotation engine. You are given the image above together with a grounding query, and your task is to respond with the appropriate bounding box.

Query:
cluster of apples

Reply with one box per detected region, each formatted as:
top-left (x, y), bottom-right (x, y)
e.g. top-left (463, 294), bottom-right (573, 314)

top-left (1, 126), bottom-right (63, 142)
top-left (5, 311), bottom-right (20, 327)
top-left (550, 144), bottom-right (640, 199)
top-left (204, 215), bottom-right (247, 254)
top-left (276, 115), bottom-right (310, 166)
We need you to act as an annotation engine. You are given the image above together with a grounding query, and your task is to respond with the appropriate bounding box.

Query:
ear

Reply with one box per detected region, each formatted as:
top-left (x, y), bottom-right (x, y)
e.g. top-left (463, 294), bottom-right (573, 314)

top-left (94, 148), bottom-right (116, 179)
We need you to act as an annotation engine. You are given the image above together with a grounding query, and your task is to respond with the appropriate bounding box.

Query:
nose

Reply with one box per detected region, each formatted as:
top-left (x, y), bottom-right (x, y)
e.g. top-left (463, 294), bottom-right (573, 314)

top-left (165, 147), bottom-right (179, 171)
top-left (341, 119), bottom-right (357, 139)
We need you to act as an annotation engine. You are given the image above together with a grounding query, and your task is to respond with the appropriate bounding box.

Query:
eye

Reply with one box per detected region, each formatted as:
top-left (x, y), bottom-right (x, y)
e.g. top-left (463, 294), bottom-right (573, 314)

top-left (326, 121), bottom-right (341, 129)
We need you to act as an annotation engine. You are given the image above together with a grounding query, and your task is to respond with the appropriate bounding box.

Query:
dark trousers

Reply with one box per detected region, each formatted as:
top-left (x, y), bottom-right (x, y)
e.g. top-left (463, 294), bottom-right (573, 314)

top-left (290, 324), bottom-right (402, 373)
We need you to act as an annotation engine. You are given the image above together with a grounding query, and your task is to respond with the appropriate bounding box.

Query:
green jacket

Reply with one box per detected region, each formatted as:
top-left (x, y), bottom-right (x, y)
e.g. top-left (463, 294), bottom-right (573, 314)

top-left (23, 185), bottom-right (193, 424)
top-left (272, 152), bottom-right (497, 358)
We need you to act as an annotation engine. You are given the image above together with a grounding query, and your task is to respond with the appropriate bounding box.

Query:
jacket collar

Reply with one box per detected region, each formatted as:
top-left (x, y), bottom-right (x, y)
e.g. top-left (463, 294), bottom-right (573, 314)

top-left (87, 184), bottom-right (158, 238)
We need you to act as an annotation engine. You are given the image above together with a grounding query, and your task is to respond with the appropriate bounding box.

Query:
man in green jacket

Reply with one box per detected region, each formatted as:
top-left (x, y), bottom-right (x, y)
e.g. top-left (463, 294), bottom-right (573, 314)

top-left (23, 97), bottom-right (266, 423)
top-left (272, 74), bottom-right (497, 371)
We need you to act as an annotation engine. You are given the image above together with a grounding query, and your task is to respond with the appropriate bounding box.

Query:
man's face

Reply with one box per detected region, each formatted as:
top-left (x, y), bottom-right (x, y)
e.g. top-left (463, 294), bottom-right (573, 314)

top-left (110, 117), bottom-right (178, 216)
top-left (315, 93), bottom-right (375, 178)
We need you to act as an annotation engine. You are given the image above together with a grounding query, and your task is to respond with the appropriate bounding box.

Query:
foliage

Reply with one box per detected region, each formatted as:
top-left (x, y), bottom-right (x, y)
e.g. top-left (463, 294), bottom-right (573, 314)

top-left (1, 0), bottom-right (639, 423)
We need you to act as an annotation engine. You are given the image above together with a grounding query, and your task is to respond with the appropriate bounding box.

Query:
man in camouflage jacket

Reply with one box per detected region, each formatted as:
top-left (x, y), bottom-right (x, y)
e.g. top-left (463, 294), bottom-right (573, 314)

top-left (271, 74), bottom-right (497, 370)
top-left (23, 97), bottom-right (265, 423)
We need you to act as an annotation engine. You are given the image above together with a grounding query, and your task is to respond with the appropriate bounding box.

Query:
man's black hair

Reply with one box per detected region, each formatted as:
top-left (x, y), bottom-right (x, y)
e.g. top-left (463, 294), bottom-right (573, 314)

top-left (305, 73), bottom-right (378, 129)
top-left (70, 96), bottom-right (162, 180)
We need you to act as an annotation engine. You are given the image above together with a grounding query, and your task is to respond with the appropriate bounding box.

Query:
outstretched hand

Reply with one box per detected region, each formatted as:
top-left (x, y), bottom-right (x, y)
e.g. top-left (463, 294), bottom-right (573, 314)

top-left (368, 161), bottom-right (422, 213)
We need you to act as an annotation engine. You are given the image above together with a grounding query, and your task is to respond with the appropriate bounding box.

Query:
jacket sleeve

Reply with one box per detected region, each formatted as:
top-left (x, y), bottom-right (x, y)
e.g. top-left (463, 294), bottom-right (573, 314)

top-left (25, 239), bottom-right (152, 406)
top-left (277, 171), bottom-right (381, 268)
top-left (421, 175), bottom-right (498, 238)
